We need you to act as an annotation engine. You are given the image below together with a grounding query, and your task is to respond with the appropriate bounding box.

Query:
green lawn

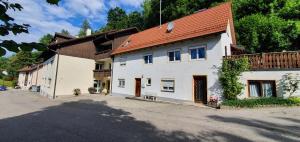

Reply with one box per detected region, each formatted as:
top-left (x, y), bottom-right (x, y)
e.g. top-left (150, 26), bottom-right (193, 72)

top-left (0, 79), bottom-right (14, 87)
top-left (222, 97), bottom-right (300, 108)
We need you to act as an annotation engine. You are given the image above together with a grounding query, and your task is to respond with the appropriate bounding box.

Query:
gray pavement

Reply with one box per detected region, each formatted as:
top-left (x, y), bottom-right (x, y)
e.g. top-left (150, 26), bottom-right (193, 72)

top-left (0, 89), bottom-right (299, 142)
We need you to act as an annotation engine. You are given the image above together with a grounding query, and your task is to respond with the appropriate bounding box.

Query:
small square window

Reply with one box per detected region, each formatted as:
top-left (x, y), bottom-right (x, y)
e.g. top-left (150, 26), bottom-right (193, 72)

top-left (146, 78), bottom-right (151, 86)
top-left (168, 50), bottom-right (181, 62)
top-left (161, 79), bottom-right (175, 92)
top-left (144, 54), bottom-right (153, 64)
top-left (118, 79), bottom-right (125, 88)
top-left (190, 47), bottom-right (206, 60)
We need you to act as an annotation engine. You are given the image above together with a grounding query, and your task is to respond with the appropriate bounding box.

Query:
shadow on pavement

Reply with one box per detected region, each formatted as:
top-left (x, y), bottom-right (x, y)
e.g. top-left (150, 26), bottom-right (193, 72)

top-left (0, 99), bottom-right (253, 142)
top-left (208, 115), bottom-right (300, 142)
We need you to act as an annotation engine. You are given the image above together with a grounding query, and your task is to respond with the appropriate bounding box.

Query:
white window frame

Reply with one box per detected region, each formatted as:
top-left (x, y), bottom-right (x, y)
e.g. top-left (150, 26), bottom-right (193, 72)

top-left (161, 79), bottom-right (175, 92)
top-left (119, 57), bottom-right (126, 66)
top-left (146, 78), bottom-right (151, 86)
top-left (143, 54), bottom-right (153, 64)
top-left (189, 45), bottom-right (207, 60)
top-left (168, 49), bottom-right (181, 62)
top-left (118, 79), bottom-right (125, 88)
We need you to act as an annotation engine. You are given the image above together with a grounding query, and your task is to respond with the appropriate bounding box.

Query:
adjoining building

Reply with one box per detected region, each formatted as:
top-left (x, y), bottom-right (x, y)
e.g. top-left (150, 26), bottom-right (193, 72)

top-left (17, 64), bottom-right (43, 90)
top-left (111, 2), bottom-right (300, 103)
top-left (38, 28), bottom-right (138, 99)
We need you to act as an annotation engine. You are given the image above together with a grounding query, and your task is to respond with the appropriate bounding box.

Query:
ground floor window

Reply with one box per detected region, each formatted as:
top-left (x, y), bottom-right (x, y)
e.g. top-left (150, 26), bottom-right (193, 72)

top-left (146, 78), bottom-right (151, 86)
top-left (248, 80), bottom-right (276, 97)
top-left (118, 79), bottom-right (125, 88)
top-left (161, 79), bottom-right (175, 92)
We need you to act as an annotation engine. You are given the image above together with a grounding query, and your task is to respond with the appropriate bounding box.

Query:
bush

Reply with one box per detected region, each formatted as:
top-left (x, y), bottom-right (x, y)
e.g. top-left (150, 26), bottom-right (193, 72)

top-left (88, 87), bottom-right (96, 94)
top-left (222, 97), bottom-right (300, 108)
top-left (73, 88), bottom-right (81, 96)
top-left (219, 57), bottom-right (249, 100)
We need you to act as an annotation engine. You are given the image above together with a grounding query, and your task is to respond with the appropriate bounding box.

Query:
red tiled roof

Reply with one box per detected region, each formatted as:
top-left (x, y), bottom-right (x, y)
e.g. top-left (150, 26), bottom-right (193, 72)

top-left (112, 2), bottom-right (236, 55)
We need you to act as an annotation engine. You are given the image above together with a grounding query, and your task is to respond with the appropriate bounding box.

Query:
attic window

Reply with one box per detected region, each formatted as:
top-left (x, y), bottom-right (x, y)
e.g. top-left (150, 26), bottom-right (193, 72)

top-left (166, 22), bottom-right (174, 33)
top-left (123, 40), bottom-right (131, 47)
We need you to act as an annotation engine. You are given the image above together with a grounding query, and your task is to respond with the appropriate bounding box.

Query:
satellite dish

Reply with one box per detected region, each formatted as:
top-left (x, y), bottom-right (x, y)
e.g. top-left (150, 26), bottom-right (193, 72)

top-left (167, 22), bottom-right (174, 32)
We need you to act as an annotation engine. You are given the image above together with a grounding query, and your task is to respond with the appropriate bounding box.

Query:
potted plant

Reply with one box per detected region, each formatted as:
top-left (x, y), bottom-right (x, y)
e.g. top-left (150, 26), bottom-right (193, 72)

top-left (88, 87), bottom-right (96, 94)
top-left (73, 88), bottom-right (81, 96)
top-left (208, 95), bottom-right (220, 109)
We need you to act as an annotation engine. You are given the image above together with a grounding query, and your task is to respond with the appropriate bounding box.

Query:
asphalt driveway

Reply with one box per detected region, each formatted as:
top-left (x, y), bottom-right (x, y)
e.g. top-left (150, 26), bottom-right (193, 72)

top-left (0, 90), bottom-right (299, 142)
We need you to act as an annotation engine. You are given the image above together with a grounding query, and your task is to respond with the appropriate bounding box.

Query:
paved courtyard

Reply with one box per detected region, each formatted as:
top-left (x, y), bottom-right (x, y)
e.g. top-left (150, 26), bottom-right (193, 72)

top-left (0, 90), bottom-right (299, 142)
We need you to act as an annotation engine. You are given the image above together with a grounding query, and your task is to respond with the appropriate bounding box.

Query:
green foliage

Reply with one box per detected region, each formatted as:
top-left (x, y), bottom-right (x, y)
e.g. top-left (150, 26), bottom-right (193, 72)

top-left (39, 34), bottom-right (53, 45)
top-left (0, 79), bottom-right (13, 87)
top-left (236, 14), bottom-right (298, 53)
top-left (219, 57), bottom-right (249, 100)
top-left (0, 0), bottom-right (59, 56)
top-left (78, 19), bottom-right (92, 37)
top-left (222, 97), bottom-right (300, 108)
top-left (61, 29), bottom-right (70, 35)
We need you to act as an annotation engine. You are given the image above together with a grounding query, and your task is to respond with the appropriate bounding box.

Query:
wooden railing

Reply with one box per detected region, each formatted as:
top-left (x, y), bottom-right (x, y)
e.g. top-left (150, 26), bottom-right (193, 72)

top-left (224, 51), bottom-right (300, 70)
top-left (93, 69), bottom-right (111, 80)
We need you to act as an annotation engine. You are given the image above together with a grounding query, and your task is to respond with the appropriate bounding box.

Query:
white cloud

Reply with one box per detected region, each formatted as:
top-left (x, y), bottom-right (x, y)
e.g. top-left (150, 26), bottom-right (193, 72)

top-left (108, 0), bottom-right (144, 8)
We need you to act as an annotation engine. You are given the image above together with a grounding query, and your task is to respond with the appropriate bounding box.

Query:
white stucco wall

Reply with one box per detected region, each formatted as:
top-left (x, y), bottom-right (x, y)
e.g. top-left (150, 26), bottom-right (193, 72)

top-left (18, 72), bottom-right (28, 89)
top-left (112, 33), bottom-right (230, 101)
top-left (240, 70), bottom-right (300, 99)
top-left (54, 55), bottom-right (94, 97)
top-left (40, 55), bottom-right (57, 98)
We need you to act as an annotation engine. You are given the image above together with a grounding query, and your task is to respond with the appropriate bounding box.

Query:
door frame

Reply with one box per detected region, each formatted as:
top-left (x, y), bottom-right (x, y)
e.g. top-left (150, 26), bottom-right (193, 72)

top-left (135, 78), bottom-right (141, 97)
top-left (193, 75), bottom-right (208, 104)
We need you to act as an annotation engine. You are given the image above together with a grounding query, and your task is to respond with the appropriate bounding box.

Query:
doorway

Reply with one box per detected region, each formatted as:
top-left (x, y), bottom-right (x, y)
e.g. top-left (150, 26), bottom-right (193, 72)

top-left (135, 78), bottom-right (141, 97)
top-left (193, 76), bottom-right (207, 104)
top-left (93, 80), bottom-right (102, 93)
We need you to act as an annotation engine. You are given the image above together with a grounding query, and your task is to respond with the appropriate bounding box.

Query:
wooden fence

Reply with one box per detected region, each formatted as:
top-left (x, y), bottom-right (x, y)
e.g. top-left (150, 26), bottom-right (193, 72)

top-left (224, 51), bottom-right (300, 70)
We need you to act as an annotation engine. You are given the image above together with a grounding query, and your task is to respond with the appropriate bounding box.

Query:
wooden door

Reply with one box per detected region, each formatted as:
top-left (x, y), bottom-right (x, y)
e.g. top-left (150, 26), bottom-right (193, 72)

top-left (135, 78), bottom-right (141, 97)
top-left (194, 76), bottom-right (207, 104)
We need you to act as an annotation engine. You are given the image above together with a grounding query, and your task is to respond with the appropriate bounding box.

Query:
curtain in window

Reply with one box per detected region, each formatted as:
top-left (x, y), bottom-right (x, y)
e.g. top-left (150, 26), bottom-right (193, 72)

top-left (198, 48), bottom-right (206, 58)
top-left (175, 51), bottom-right (181, 61)
top-left (262, 83), bottom-right (273, 97)
top-left (249, 83), bottom-right (259, 97)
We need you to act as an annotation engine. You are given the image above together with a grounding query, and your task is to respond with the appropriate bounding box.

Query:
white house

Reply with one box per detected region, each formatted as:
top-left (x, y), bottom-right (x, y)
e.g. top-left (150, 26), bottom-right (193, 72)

top-left (111, 3), bottom-right (236, 103)
top-left (17, 64), bottom-right (43, 90)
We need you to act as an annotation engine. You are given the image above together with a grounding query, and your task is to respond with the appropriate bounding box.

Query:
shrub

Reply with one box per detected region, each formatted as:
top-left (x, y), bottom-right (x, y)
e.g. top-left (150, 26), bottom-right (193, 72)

top-left (88, 87), bottom-right (96, 94)
top-left (73, 88), bottom-right (81, 96)
top-left (222, 97), bottom-right (300, 108)
top-left (219, 57), bottom-right (249, 100)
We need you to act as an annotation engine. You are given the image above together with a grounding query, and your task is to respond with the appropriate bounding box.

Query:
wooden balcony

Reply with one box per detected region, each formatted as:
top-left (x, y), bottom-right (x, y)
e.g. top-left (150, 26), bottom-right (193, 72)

top-left (224, 51), bottom-right (300, 70)
top-left (93, 69), bottom-right (111, 80)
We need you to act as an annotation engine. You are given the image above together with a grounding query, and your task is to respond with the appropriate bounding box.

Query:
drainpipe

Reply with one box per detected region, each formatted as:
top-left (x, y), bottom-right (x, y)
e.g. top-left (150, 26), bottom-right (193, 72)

top-left (48, 48), bottom-right (59, 99)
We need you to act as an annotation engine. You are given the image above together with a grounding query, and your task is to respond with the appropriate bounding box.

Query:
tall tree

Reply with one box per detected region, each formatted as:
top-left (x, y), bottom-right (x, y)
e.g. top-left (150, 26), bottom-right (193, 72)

top-left (0, 0), bottom-right (60, 56)
top-left (127, 11), bottom-right (144, 30)
top-left (78, 19), bottom-right (92, 37)
top-left (39, 34), bottom-right (53, 45)
top-left (61, 29), bottom-right (70, 35)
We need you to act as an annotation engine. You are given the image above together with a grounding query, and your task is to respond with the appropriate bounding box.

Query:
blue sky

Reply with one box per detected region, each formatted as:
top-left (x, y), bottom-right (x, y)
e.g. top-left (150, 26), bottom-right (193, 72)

top-left (4, 0), bottom-right (144, 56)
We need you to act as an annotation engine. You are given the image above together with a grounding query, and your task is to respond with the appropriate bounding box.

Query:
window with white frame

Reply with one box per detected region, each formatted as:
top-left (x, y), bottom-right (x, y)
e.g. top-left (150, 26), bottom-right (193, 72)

top-left (119, 57), bottom-right (126, 66)
top-left (168, 50), bottom-right (181, 62)
top-left (118, 79), bottom-right (125, 88)
top-left (144, 54), bottom-right (153, 64)
top-left (190, 46), bottom-right (206, 60)
top-left (146, 78), bottom-right (151, 86)
top-left (161, 79), bottom-right (175, 92)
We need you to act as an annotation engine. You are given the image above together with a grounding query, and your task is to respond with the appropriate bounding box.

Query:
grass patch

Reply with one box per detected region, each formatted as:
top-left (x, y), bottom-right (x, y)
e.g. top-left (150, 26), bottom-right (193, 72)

top-left (0, 79), bottom-right (13, 87)
top-left (222, 97), bottom-right (300, 108)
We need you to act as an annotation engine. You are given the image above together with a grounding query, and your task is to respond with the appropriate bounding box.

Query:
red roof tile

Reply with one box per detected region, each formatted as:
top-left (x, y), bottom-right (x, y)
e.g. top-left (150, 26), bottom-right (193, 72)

top-left (112, 2), bottom-right (236, 55)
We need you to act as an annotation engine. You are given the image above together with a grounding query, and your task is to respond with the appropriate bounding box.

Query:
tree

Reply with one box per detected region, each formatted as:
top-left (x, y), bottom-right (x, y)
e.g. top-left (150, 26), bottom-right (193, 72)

top-left (0, 0), bottom-right (60, 56)
top-left (6, 51), bottom-right (40, 80)
top-left (78, 19), bottom-right (92, 37)
top-left (39, 34), bottom-right (53, 45)
top-left (127, 11), bottom-right (144, 30)
top-left (61, 29), bottom-right (70, 35)
top-left (0, 57), bottom-right (8, 79)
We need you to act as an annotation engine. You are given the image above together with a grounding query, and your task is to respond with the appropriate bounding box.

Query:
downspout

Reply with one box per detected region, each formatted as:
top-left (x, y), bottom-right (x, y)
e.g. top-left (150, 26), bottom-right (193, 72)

top-left (48, 47), bottom-right (59, 99)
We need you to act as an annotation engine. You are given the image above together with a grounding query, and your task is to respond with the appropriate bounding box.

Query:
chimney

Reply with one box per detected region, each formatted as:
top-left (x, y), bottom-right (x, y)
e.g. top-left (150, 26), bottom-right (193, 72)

top-left (86, 28), bottom-right (92, 36)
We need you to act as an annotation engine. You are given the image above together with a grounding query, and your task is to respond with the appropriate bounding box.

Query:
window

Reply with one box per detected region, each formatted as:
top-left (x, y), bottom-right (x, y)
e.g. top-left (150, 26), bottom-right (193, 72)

top-left (146, 78), bottom-right (151, 86)
top-left (144, 54), bottom-right (153, 64)
top-left (48, 78), bottom-right (52, 88)
top-left (95, 63), bottom-right (104, 70)
top-left (248, 80), bottom-right (276, 97)
top-left (190, 46), bottom-right (206, 60)
top-left (161, 79), bottom-right (175, 92)
top-left (120, 57), bottom-right (126, 66)
top-left (118, 79), bottom-right (125, 88)
top-left (168, 50), bottom-right (181, 61)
